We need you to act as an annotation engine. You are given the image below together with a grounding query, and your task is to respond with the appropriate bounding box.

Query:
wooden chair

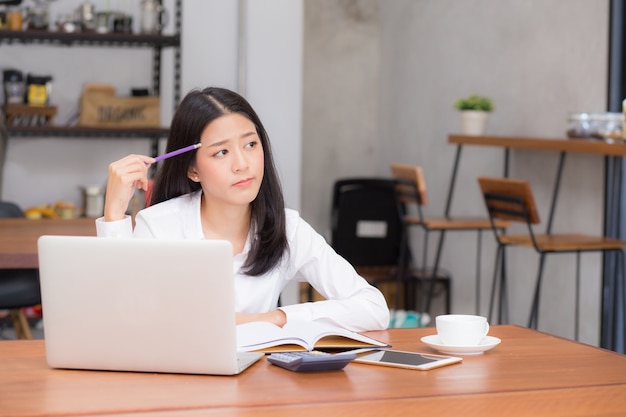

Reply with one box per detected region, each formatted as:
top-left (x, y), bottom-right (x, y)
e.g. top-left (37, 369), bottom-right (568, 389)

top-left (390, 163), bottom-right (511, 318)
top-left (478, 176), bottom-right (626, 339)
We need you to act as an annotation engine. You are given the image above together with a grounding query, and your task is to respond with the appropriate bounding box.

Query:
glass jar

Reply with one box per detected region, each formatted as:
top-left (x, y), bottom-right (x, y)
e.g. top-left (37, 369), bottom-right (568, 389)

top-left (566, 112), bottom-right (591, 138)
top-left (7, 7), bottom-right (23, 31)
top-left (140, 0), bottom-right (168, 33)
top-left (592, 112), bottom-right (624, 141)
top-left (25, 3), bottom-right (49, 30)
top-left (83, 185), bottom-right (104, 217)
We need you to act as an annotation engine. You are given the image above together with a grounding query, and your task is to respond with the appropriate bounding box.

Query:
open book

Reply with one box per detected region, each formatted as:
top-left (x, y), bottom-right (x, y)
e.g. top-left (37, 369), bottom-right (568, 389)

top-left (236, 320), bottom-right (389, 353)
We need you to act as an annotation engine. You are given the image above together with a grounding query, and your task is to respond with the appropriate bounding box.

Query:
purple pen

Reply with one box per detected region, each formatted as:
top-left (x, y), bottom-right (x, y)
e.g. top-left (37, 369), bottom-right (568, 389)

top-left (153, 143), bottom-right (202, 162)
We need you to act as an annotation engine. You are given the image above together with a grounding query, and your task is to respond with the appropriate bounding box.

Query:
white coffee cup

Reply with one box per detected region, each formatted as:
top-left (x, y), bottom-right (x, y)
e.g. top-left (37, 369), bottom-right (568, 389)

top-left (435, 314), bottom-right (489, 346)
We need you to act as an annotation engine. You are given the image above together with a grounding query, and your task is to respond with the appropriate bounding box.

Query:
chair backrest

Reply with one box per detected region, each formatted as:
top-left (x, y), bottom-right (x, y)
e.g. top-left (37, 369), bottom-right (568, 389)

top-left (477, 177), bottom-right (541, 225)
top-left (331, 178), bottom-right (407, 267)
top-left (0, 201), bottom-right (25, 218)
top-left (389, 163), bottom-right (429, 206)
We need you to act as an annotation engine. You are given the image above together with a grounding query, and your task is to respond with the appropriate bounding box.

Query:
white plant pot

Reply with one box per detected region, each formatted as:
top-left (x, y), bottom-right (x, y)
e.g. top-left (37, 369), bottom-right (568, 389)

top-left (460, 110), bottom-right (489, 136)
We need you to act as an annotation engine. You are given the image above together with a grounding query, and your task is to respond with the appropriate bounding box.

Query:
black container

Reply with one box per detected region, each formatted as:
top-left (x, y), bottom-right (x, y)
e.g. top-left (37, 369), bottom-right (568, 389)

top-left (113, 15), bottom-right (132, 33)
top-left (3, 69), bottom-right (25, 104)
top-left (131, 88), bottom-right (150, 96)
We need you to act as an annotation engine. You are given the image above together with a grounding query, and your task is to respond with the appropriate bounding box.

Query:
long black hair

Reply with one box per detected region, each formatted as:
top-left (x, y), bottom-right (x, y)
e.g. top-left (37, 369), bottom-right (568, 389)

top-left (150, 87), bottom-right (287, 276)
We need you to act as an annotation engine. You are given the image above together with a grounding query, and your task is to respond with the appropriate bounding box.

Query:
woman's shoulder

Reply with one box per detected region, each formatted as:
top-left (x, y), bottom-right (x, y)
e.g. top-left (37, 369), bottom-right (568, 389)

top-left (284, 207), bottom-right (304, 229)
top-left (134, 191), bottom-right (202, 238)
top-left (284, 207), bottom-right (300, 222)
top-left (284, 208), bottom-right (320, 240)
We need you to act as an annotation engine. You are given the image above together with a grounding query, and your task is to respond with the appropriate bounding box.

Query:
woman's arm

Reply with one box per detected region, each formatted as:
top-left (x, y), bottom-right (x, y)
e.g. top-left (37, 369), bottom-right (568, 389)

top-left (280, 213), bottom-right (390, 331)
top-left (236, 309), bottom-right (286, 327)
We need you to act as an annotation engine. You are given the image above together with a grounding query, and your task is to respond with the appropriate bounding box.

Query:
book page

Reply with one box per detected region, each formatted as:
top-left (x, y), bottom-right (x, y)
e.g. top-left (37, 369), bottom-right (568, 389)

top-left (286, 320), bottom-right (388, 349)
top-left (236, 321), bottom-right (310, 352)
top-left (236, 320), bottom-right (387, 352)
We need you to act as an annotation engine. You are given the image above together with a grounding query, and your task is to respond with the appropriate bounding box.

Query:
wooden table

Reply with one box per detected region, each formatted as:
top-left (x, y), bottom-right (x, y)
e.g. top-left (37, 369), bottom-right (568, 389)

top-left (2, 325), bottom-right (626, 416)
top-left (0, 218), bottom-right (96, 268)
top-left (448, 135), bottom-right (626, 353)
top-left (448, 134), bottom-right (626, 155)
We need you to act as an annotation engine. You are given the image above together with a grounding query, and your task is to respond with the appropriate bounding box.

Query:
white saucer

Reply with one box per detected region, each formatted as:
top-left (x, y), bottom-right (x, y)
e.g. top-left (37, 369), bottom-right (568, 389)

top-left (420, 335), bottom-right (501, 355)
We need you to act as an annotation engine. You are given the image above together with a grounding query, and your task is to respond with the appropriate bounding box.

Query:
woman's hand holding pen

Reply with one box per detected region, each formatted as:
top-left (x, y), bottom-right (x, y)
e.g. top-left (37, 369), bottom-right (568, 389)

top-left (104, 154), bottom-right (155, 222)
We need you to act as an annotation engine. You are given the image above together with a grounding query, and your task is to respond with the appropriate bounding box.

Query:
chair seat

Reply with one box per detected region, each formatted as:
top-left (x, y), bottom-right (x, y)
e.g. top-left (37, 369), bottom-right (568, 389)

top-left (500, 233), bottom-right (626, 252)
top-left (404, 215), bottom-right (511, 231)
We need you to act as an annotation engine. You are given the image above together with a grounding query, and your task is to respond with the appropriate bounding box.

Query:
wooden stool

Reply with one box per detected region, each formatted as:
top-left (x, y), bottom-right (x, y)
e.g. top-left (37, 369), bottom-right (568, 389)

top-left (9, 309), bottom-right (32, 340)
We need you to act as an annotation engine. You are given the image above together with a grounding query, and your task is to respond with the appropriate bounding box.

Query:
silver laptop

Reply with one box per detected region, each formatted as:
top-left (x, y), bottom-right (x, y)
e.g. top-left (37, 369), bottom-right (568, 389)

top-left (37, 235), bottom-right (263, 375)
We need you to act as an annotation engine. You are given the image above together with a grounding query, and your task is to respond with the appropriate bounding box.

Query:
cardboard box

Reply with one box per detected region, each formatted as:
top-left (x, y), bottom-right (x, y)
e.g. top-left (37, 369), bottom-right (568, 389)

top-left (78, 84), bottom-right (160, 128)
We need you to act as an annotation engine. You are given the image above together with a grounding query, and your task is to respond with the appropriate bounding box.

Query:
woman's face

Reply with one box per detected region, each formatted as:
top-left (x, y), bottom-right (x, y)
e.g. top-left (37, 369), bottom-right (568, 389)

top-left (188, 113), bottom-right (264, 208)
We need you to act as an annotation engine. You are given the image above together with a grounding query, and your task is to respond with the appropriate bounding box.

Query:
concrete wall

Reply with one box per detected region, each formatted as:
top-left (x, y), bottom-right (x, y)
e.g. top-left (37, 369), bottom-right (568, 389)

top-left (302, 0), bottom-right (609, 345)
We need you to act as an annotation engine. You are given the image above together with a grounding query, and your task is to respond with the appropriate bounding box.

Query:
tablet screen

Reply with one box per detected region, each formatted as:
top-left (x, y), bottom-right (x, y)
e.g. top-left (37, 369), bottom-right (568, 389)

top-left (374, 350), bottom-right (438, 366)
top-left (354, 349), bottom-right (462, 370)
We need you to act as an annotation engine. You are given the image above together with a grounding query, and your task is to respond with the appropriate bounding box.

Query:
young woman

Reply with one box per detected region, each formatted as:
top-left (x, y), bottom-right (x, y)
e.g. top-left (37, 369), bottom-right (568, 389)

top-left (97, 87), bottom-right (389, 332)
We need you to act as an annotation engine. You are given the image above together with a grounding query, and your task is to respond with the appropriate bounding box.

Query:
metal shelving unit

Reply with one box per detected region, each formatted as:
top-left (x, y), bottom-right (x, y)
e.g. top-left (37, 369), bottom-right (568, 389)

top-left (6, 125), bottom-right (170, 138)
top-left (1, 0), bottom-right (182, 155)
top-left (0, 29), bottom-right (180, 47)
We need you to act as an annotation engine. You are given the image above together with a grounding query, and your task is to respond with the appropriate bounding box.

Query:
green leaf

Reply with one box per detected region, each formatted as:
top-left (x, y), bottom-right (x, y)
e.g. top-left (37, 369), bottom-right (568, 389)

top-left (453, 95), bottom-right (494, 112)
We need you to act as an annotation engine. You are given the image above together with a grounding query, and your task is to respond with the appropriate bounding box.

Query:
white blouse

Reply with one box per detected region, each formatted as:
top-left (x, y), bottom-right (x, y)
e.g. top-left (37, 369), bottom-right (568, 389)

top-left (96, 191), bottom-right (390, 332)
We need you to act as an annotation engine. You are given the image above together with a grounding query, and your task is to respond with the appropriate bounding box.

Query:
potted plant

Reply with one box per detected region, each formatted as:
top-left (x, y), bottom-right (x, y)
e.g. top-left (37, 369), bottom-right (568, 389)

top-left (454, 95), bottom-right (494, 135)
